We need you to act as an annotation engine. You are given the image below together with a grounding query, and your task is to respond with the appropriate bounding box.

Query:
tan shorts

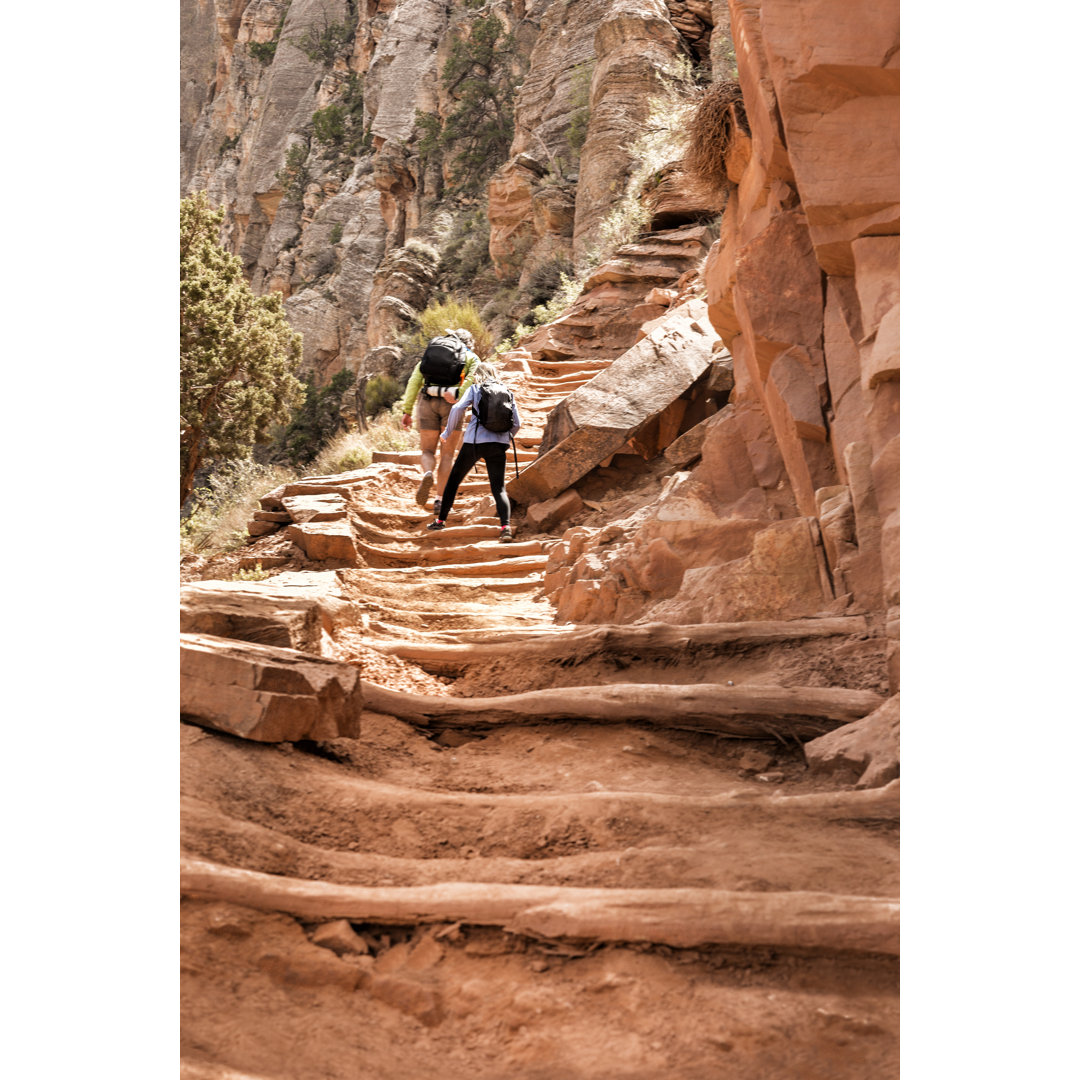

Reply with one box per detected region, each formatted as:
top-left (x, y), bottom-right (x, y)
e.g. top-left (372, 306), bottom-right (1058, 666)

top-left (415, 391), bottom-right (464, 433)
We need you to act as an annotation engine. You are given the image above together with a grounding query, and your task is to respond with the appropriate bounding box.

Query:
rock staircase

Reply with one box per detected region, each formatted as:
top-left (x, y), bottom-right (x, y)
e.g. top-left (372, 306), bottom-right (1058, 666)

top-left (181, 315), bottom-right (899, 1077)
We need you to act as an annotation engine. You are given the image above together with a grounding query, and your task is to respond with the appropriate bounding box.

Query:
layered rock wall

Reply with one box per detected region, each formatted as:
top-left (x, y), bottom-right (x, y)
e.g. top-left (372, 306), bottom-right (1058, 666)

top-left (539, 0), bottom-right (899, 684)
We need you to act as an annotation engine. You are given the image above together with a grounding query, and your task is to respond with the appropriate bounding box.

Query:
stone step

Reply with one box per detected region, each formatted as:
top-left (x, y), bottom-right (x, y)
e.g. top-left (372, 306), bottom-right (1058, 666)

top-left (415, 539), bottom-right (545, 564)
top-left (356, 555), bottom-right (548, 578)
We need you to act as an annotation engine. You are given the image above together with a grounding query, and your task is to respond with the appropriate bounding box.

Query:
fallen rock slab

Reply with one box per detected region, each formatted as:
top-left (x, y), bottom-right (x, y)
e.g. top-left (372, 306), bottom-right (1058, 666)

top-left (181, 857), bottom-right (899, 956)
top-left (180, 633), bottom-right (362, 742)
top-left (804, 693), bottom-right (899, 788)
top-left (509, 298), bottom-right (719, 503)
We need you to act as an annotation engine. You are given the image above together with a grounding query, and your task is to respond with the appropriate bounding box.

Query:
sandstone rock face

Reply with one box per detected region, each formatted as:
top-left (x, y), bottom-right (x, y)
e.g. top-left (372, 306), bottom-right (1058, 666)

top-left (700, 0), bottom-right (899, 612)
top-left (536, 0), bottom-right (898, 640)
top-left (574, 0), bottom-right (684, 264)
top-left (180, 633), bottom-right (363, 742)
top-left (759, 0), bottom-right (900, 277)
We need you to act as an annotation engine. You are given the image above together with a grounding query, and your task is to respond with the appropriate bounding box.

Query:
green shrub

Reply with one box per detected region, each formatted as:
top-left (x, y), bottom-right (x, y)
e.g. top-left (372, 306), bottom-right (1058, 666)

top-left (329, 222), bottom-right (344, 244)
top-left (180, 192), bottom-right (304, 506)
top-left (528, 255), bottom-right (575, 307)
top-left (249, 40), bottom-right (278, 64)
top-left (422, 12), bottom-right (518, 194)
top-left (312, 76), bottom-right (371, 159)
top-left (275, 142), bottom-right (310, 203)
top-left (281, 368), bottom-right (355, 466)
top-left (442, 207), bottom-right (492, 290)
top-left (232, 564), bottom-right (271, 581)
top-left (313, 103), bottom-right (347, 146)
top-left (248, 7), bottom-right (288, 66)
top-left (567, 61), bottom-right (594, 155)
top-left (497, 270), bottom-right (584, 352)
top-left (416, 298), bottom-right (491, 356)
top-left (293, 10), bottom-right (356, 67)
top-left (363, 373), bottom-right (402, 416)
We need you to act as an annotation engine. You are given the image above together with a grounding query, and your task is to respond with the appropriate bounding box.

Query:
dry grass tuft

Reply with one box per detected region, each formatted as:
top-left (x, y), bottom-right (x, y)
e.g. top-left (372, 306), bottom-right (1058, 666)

top-left (683, 80), bottom-right (749, 194)
top-left (309, 410), bottom-right (418, 475)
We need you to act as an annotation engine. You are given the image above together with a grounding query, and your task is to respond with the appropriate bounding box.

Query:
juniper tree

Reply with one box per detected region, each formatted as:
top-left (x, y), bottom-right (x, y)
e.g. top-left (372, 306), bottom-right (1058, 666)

top-left (426, 13), bottom-right (517, 194)
top-left (180, 191), bottom-right (305, 506)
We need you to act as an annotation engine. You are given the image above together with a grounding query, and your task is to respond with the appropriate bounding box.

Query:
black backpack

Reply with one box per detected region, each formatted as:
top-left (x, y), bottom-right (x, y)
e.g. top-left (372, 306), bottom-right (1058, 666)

top-left (419, 335), bottom-right (468, 385)
top-left (473, 380), bottom-right (515, 433)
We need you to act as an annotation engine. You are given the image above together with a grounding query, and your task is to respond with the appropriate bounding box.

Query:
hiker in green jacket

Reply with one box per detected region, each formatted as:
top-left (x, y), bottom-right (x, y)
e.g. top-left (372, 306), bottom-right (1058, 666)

top-left (401, 328), bottom-right (479, 516)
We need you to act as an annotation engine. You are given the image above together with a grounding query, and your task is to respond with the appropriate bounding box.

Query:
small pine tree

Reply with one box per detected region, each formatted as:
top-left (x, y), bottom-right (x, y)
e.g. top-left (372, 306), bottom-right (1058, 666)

top-left (433, 13), bottom-right (518, 194)
top-left (180, 192), bottom-right (305, 506)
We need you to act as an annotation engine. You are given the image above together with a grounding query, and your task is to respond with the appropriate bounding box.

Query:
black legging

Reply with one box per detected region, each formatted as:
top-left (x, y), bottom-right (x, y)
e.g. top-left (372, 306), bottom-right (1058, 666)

top-left (438, 439), bottom-right (511, 525)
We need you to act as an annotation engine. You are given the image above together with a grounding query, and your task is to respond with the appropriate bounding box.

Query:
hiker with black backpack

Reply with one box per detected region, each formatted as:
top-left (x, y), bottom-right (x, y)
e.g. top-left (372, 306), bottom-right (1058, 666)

top-left (427, 362), bottom-right (521, 543)
top-left (400, 328), bottom-right (479, 517)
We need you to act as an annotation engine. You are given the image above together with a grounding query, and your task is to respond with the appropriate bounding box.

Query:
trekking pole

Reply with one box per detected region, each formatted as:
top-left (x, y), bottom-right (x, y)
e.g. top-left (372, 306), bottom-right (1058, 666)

top-left (511, 434), bottom-right (519, 479)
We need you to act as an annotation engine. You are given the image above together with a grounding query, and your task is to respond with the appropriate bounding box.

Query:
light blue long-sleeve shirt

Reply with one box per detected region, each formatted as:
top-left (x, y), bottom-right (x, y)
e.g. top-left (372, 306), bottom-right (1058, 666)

top-left (441, 383), bottom-right (522, 446)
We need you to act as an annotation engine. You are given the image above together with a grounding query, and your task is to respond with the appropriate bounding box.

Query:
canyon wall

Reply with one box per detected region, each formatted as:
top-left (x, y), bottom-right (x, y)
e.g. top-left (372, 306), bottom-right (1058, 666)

top-left (180, 0), bottom-right (722, 382)
top-left (538, 0), bottom-right (899, 684)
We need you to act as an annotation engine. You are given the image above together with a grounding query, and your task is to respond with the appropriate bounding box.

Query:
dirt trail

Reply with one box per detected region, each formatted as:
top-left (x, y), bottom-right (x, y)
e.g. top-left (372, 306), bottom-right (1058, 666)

top-left (181, 358), bottom-right (899, 1079)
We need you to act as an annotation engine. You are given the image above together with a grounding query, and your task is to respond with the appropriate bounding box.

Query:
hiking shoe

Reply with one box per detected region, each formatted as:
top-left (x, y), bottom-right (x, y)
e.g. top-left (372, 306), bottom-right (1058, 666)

top-left (498, 526), bottom-right (513, 543)
top-left (416, 471), bottom-right (434, 506)
top-left (427, 519), bottom-right (445, 531)
top-left (432, 497), bottom-right (442, 517)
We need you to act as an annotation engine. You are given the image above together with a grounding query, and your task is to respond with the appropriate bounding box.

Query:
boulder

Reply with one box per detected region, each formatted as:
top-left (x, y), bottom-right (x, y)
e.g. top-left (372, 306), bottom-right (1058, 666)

top-left (663, 405), bottom-right (731, 467)
top-left (526, 489), bottom-right (585, 532)
top-left (509, 299), bottom-right (719, 503)
top-left (179, 583), bottom-right (325, 654)
top-left (285, 521), bottom-right (358, 564)
top-left (180, 633), bottom-right (363, 742)
top-left (804, 694), bottom-right (899, 788)
top-left (311, 920), bottom-right (370, 957)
